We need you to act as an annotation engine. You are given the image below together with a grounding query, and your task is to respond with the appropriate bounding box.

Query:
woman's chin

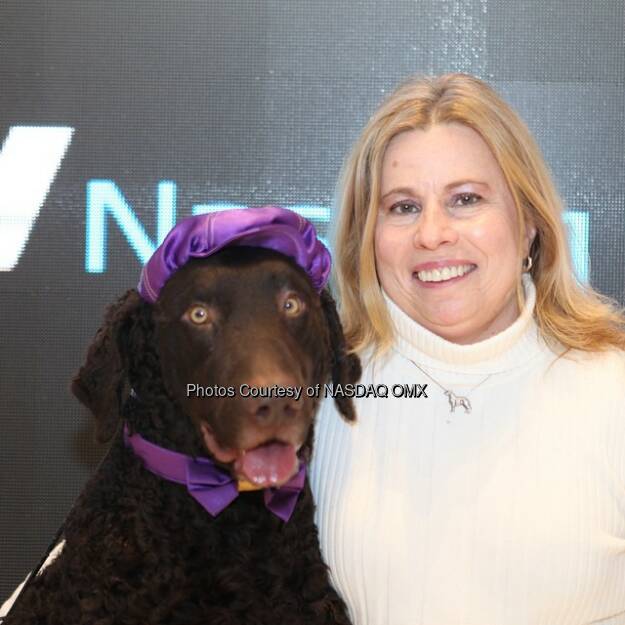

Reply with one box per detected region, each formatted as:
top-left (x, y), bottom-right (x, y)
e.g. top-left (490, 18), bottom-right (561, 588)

top-left (419, 313), bottom-right (485, 344)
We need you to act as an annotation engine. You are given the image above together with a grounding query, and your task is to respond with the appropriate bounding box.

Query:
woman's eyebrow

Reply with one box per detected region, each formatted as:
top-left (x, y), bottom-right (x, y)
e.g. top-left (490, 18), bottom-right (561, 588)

top-left (380, 186), bottom-right (417, 200)
top-left (381, 180), bottom-right (492, 200)
top-left (444, 179), bottom-right (491, 191)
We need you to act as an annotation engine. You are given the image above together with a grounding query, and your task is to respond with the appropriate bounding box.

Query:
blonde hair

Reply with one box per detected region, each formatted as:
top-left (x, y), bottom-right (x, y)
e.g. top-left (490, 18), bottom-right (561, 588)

top-left (334, 73), bottom-right (625, 355)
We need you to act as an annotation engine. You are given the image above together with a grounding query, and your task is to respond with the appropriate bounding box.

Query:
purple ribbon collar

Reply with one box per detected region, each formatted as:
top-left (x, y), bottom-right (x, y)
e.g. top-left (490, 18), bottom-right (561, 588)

top-left (123, 425), bottom-right (305, 522)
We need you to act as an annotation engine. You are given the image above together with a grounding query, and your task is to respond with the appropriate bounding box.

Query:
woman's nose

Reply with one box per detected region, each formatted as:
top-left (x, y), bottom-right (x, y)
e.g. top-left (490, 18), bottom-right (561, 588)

top-left (413, 202), bottom-right (458, 249)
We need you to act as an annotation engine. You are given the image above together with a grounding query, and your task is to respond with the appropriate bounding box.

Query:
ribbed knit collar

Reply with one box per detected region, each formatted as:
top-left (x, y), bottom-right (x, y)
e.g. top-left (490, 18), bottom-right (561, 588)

top-left (385, 274), bottom-right (549, 374)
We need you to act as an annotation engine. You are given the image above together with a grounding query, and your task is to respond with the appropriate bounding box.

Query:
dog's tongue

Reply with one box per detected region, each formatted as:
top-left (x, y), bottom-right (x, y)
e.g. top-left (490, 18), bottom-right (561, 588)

top-left (239, 442), bottom-right (298, 486)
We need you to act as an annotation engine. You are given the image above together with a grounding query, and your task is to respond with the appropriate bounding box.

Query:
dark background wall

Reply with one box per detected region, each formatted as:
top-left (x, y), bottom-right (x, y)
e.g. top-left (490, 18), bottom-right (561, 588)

top-left (1, 0), bottom-right (623, 597)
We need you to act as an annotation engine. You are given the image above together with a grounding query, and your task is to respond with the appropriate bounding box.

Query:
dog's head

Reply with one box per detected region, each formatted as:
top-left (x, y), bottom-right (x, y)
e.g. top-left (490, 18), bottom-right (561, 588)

top-left (72, 246), bottom-right (360, 488)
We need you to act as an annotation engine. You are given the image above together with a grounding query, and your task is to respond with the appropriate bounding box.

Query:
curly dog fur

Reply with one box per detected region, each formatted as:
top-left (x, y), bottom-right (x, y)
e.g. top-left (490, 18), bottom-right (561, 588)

top-left (5, 247), bottom-right (360, 625)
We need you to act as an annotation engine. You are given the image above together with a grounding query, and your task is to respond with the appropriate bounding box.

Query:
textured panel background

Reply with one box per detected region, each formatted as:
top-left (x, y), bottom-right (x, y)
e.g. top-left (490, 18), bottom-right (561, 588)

top-left (0, 0), bottom-right (623, 597)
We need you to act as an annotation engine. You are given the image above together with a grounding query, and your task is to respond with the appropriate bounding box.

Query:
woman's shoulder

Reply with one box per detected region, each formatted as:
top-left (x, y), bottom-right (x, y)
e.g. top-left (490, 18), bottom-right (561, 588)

top-left (543, 346), bottom-right (625, 411)
top-left (555, 346), bottom-right (625, 377)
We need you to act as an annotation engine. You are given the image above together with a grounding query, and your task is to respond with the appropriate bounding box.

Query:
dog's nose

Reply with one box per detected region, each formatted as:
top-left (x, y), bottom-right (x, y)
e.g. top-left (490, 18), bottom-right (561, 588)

top-left (242, 373), bottom-right (302, 422)
top-left (251, 396), bottom-right (301, 422)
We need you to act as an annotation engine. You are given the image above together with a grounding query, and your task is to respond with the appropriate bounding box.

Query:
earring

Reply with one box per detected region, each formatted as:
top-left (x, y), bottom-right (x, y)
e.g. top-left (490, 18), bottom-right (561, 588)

top-left (522, 255), bottom-right (533, 272)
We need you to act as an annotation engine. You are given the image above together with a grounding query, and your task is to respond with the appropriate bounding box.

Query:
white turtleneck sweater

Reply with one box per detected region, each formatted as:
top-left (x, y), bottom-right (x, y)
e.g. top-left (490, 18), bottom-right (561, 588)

top-left (310, 276), bottom-right (625, 625)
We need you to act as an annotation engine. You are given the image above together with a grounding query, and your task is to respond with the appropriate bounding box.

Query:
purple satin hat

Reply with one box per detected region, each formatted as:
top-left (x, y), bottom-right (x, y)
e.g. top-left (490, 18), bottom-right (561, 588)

top-left (138, 206), bottom-right (331, 303)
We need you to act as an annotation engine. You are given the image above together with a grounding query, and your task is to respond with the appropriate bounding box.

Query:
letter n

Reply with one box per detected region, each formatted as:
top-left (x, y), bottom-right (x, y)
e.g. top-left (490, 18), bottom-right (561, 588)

top-left (86, 179), bottom-right (176, 272)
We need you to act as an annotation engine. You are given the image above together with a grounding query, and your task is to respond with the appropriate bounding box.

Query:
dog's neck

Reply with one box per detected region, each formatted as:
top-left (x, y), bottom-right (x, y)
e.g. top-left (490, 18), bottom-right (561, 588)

top-left (123, 423), bottom-right (306, 522)
top-left (123, 391), bottom-right (208, 457)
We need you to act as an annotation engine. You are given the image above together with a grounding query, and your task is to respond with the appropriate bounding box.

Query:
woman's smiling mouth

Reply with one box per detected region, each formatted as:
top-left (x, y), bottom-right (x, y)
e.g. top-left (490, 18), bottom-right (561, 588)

top-left (413, 262), bottom-right (477, 286)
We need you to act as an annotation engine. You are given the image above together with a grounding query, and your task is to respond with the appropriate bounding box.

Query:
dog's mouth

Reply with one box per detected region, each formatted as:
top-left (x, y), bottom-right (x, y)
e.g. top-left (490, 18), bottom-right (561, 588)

top-left (201, 424), bottom-right (303, 487)
top-left (233, 440), bottom-right (300, 487)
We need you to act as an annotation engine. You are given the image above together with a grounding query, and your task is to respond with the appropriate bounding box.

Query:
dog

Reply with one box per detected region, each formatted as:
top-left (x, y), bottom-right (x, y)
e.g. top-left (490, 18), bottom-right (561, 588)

top-left (4, 216), bottom-right (360, 624)
top-left (444, 390), bottom-right (471, 413)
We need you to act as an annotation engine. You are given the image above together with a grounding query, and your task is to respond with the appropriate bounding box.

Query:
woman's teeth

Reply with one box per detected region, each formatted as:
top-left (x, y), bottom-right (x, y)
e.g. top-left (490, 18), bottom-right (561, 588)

top-left (416, 264), bottom-right (475, 283)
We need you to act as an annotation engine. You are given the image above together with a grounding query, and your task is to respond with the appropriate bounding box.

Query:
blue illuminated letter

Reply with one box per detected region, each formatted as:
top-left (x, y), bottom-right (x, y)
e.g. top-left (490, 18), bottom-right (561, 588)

top-left (86, 180), bottom-right (176, 272)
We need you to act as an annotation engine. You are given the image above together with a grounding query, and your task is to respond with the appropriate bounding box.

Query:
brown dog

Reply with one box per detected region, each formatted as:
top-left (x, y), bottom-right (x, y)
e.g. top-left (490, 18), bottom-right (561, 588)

top-left (5, 247), bottom-right (360, 625)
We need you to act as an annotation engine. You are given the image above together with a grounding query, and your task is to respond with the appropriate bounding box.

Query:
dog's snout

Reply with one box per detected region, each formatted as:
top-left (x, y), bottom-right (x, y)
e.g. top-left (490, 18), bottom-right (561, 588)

top-left (241, 371), bottom-right (303, 423)
top-left (251, 396), bottom-right (301, 422)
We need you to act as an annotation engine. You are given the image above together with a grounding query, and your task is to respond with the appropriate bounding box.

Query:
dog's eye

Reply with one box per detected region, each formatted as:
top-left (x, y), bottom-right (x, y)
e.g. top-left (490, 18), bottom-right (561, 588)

top-left (281, 294), bottom-right (304, 317)
top-left (188, 305), bottom-right (211, 325)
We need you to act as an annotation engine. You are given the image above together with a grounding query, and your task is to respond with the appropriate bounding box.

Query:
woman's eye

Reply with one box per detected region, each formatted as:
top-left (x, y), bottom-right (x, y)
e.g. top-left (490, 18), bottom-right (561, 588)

top-left (188, 305), bottom-right (211, 325)
top-left (453, 192), bottom-right (482, 207)
top-left (281, 294), bottom-right (304, 317)
top-left (389, 201), bottom-right (419, 214)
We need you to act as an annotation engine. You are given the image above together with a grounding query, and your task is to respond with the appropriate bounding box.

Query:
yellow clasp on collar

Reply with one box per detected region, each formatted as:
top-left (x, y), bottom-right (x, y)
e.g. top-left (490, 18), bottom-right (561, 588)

top-left (237, 478), bottom-right (263, 492)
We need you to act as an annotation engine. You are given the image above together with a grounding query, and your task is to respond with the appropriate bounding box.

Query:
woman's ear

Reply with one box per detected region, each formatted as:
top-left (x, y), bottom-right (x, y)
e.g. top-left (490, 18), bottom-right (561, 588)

top-left (523, 217), bottom-right (537, 259)
top-left (71, 289), bottom-right (145, 442)
top-left (320, 288), bottom-right (361, 422)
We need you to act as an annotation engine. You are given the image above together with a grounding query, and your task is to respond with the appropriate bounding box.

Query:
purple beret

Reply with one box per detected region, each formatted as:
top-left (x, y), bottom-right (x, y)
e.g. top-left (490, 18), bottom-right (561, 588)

top-left (138, 206), bottom-right (331, 303)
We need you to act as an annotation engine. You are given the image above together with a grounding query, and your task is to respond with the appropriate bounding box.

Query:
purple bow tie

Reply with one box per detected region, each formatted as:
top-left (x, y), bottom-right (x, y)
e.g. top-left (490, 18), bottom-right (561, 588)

top-left (123, 425), bottom-right (306, 522)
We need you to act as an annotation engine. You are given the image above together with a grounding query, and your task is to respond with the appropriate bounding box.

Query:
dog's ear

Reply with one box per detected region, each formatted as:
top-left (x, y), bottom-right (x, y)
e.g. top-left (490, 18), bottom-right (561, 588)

top-left (320, 288), bottom-right (361, 422)
top-left (71, 289), bottom-right (146, 442)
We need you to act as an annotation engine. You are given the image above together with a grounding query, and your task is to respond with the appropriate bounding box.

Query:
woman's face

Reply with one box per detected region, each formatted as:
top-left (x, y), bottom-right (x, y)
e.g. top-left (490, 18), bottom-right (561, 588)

top-left (374, 122), bottom-right (535, 344)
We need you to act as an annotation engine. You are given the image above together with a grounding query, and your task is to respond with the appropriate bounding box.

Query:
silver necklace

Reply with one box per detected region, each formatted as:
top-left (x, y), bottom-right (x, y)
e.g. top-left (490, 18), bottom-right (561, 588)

top-left (401, 355), bottom-right (492, 414)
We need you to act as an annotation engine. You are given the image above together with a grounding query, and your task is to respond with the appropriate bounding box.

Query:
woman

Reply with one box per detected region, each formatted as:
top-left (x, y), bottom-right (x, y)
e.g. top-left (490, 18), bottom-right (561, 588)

top-left (310, 74), bottom-right (625, 624)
